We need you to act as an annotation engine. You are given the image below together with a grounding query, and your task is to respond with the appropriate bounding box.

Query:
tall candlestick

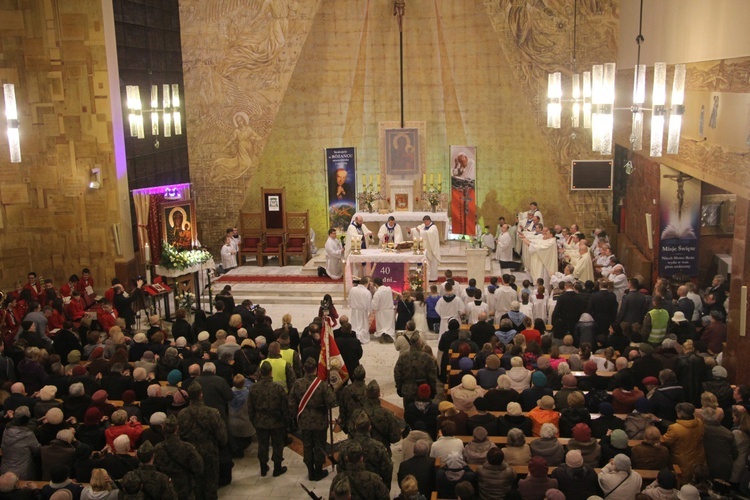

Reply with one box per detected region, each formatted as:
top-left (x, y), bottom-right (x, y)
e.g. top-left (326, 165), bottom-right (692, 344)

top-left (437, 173), bottom-right (442, 185)
top-left (376, 174), bottom-right (380, 186)
top-left (144, 243), bottom-right (151, 263)
top-left (423, 173), bottom-right (426, 185)
top-left (362, 177), bottom-right (366, 189)
top-left (369, 174), bottom-right (373, 185)
top-left (430, 173), bottom-right (434, 185)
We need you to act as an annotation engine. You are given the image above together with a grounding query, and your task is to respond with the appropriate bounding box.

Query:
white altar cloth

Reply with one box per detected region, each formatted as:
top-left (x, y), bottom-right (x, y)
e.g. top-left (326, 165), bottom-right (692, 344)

top-left (344, 249), bottom-right (427, 297)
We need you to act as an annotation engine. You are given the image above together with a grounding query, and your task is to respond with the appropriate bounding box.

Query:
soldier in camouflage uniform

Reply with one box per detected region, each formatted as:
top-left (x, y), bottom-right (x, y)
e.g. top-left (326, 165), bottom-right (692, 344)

top-left (336, 410), bottom-right (393, 487)
top-left (248, 360), bottom-right (289, 477)
top-left (337, 364), bottom-right (367, 434)
top-left (289, 357), bottom-right (336, 481)
top-left (393, 331), bottom-right (437, 407)
top-left (361, 380), bottom-right (401, 454)
top-left (153, 415), bottom-right (204, 500)
top-left (177, 382), bottom-right (228, 500)
top-left (121, 440), bottom-right (177, 500)
top-left (330, 442), bottom-right (390, 500)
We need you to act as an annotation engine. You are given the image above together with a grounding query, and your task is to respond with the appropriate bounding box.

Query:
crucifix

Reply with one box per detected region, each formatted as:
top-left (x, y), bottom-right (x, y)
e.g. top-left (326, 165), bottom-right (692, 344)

top-left (394, 0), bottom-right (406, 127)
top-left (663, 171), bottom-right (694, 219)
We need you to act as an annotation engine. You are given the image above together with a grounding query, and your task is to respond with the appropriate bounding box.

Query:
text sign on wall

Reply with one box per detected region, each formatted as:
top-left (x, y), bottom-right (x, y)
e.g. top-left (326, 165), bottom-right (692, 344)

top-left (658, 164), bottom-right (700, 277)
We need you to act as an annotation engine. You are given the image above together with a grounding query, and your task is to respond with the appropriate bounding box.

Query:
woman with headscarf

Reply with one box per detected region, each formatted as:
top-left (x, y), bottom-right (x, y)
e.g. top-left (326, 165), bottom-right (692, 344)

top-left (598, 454), bottom-right (642, 499)
top-left (484, 374), bottom-right (520, 412)
top-left (550, 449), bottom-right (599, 499)
top-left (518, 456), bottom-right (558, 500)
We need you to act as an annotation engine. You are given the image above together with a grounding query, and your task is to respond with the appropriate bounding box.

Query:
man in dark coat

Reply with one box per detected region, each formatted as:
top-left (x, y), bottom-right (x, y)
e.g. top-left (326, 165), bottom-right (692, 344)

top-left (334, 323), bottom-right (363, 376)
top-left (616, 279), bottom-right (650, 327)
top-left (194, 362), bottom-right (234, 421)
top-left (648, 369), bottom-right (685, 423)
top-left (470, 312), bottom-right (496, 347)
top-left (552, 282), bottom-right (585, 338)
top-left (676, 343), bottom-right (707, 406)
top-left (587, 279), bottom-right (619, 336)
top-left (289, 357), bottom-right (336, 481)
top-left (397, 439), bottom-right (435, 498)
top-left (631, 344), bottom-right (662, 392)
top-left (205, 301), bottom-right (231, 340)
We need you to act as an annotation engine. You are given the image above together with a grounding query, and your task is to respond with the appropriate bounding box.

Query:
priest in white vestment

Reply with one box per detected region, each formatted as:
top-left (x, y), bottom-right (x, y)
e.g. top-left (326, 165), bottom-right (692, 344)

top-left (376, 216), bottom-right (404, 245)
top-left (345, 215), bottom-right (373, 278)
top-left (573, 245), bottom-right (595, 283)
top-left (371, 277), bottom-right (396, 341)
top-left (324, 228), bottom-right (343, 280)
top-left (349, 277), bottom-right (373, 343)
top-left (410, 215), bottom-right (441, 282)
top-left (435, 282), bottom-right (466, 337)
top-left (520, 228), bottom-right (558, 285)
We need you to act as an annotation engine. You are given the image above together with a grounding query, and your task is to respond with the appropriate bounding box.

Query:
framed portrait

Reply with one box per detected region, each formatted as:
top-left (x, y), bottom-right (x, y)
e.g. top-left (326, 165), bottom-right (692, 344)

top-left (385, 128), bottom-right (419, 175)
top-left (162, 199), bottom-right (197, 251)
top-left (268, 195), bottom-right (280, 212)
top-left (394, 193), bottom-right (409, 211)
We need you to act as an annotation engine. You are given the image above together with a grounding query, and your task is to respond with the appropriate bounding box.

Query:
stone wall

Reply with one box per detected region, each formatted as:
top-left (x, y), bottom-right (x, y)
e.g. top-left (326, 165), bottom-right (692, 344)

top-left (180, 0), bottom-right (621, 253)
top-left (0, 0), bottom-right (126, 290)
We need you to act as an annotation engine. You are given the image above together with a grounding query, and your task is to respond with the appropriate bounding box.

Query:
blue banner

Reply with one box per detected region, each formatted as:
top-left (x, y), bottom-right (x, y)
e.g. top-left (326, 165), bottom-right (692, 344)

top-left (326, 147), bottom-right (357, 232)
top-left (658, 165), bottom-right (700, 277)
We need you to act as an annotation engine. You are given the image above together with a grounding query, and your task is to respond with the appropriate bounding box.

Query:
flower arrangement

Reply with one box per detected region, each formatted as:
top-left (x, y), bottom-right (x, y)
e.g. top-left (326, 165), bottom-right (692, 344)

top-left (177, 291), bottom-right (195, 311)
top-left (407, 265), bottom-right (424, 292)
top-left (423, 185), bottom-right (443, 212)
top-left (357, 188), bottom-right (383, 213)
top-left (161, 244), bottom-right (213, 270)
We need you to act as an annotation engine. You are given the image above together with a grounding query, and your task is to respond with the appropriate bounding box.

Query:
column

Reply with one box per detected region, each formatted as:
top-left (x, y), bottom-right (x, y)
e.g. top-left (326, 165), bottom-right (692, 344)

top-left (724, 197), bottom-right (750, 384)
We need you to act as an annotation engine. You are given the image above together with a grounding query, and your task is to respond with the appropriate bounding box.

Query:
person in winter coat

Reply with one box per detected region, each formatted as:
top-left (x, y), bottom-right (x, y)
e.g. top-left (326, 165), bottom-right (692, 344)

top-left (483, 375), bottom-right (521, 412)
top-left (662, 403), bottom-right (706, 483)
top-left (528, 396), bottom-right (559, 437)
top-left (499, 402), bottom-right (533, 437)
top-left (506, 356), bottom-right (532, 392)
top-left (550, 450), bottom-right (599, 500)
top-left (402, 422), bottom-right (433, 461)
top-left (631, 426), bottom-right (670, 470)
top-left (518, 456), bottom-right (557, 500)
top-left (450, 375), bottom-right (486, 413)
top-left (463, 426), bottom-right (496, 465)
top-left (598, 454), bottom-right (642, 500)
top-left (625, 397), bottom-right (659, 439)
top-left (701, 406), bottom-right (737, 482)
top-left (475, 447), bottom-right (516, 500)
top-left (731, 408), bottom-right (750, 486)
top-left (228, 374), bottom-right (255, 452)
top-left (566, 423), bottom-right (601, 468)
top-left (0, 406), bottom-right (41, 480)
top-left (641, 468), bottom-right (679, 500)
top-left (502, 428), bottom-right (532, 466)
top-left (559, 392), bottom-right (592, 438)
top-left (530, 423), bottom-right (564, 466)
top-left (435, 451), bottom-right (476, 499)
top-left (600, 429), bottom-right (631, 466)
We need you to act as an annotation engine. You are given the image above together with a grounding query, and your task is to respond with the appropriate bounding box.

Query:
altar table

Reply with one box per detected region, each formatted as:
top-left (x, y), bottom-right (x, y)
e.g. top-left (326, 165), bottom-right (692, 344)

top-left (354, 211), bottom-right (449, 242)
top-left (344, 249), bottom-right (427, 299)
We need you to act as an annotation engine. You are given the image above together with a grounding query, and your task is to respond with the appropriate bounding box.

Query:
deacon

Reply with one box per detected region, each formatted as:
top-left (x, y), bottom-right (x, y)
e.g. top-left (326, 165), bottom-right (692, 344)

top-left (289, 357), bottom-right (336, 482)
top-left (349, 277), bottom-right (373, 344)
top-left (371, 278), bottom-right (395, 343)
top-left (377, 216), bottom-right (404, 245)
top-left (324, 228), bottom-right (344, 280)
top-left (520, 227), bottom-right (558, 285)
top-left (573, 244), bottom-right (595, 283)
top-left (345, 215), bottom-right (373, 278)
top-left (410, 215), bottom-right (441, 282)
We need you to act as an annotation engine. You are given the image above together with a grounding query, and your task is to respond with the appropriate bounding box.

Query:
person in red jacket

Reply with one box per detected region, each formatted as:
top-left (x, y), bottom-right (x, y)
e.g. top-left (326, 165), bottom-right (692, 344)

top-left (65, 290), bottom-right (86, 322)
top-left (98, 301), bottom-right (119, 334)
top-left (77, 268), bottom-right (96, 308)
top-left (105, 409), bottom-right (143, 450)
top-left (59, 275), bottom-right (79, 299)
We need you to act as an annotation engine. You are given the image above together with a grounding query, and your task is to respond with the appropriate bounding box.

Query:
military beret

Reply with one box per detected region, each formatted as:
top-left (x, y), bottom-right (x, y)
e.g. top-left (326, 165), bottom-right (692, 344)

top-left (259, 361), bottom-right (273, 375)
top-left (187, 381), bottom-right (202, 395)
top-left (163, 414), bottom-right (178, 434)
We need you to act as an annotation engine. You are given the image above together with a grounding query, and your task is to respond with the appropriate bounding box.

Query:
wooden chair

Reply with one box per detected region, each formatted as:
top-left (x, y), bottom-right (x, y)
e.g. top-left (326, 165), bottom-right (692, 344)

top-left (284, 210), bottom-right (310, 265)
top-left (239, 212), bottom-right (264, 265)
top-left (258, 233), bottom-right (286, 266)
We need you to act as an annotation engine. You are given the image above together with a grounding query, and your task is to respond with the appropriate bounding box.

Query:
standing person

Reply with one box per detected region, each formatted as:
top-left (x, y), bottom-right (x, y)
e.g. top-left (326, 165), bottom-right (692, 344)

top-left (345, 215), bottom-right (373, 278)
top-left (349, 277), bottom-right (373, 344)
top-left (371, 278), bottom-right (395, 343)
top-left (435, 282), bottom-right (466, 338)
top-left (496, 224), bottom-right (520, 271)
top-left (177, 382), bottom-right (228, 500)
top-left (394, 332), bottom-right (438, 408)
top-left (410, 216), bottom-right (441, 282)
top-left (153, 415), bottom-right (204, 500)
top-left (121, 441), bottom-right (177, 500)
top-left (220, 236), bottom-right (237, 274)
top-left (520, 228), bottom-right (558, 286)
top-left (377, 216), bottom-right (404, 244)
top-left (289, 358), bottom-right (336, 482)
top-left (248, 362), bottom-right (289, 477)
top-left (324, 228), bottom-right (344, 280)
top-left (425, 285), bottom-right (441, 334)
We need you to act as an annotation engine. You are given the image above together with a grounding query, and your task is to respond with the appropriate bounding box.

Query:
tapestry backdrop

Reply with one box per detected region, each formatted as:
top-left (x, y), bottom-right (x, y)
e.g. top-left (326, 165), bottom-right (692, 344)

top-left (450, 145), bottom-right (477, 236)
top-left (325, 147), bottom-right (357, 232)
top-left (659, 164), bottom-right (701, 276)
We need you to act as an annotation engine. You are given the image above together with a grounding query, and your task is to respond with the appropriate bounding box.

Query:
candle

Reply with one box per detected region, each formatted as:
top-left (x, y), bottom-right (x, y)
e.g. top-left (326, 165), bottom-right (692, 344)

top-left (423, 184), bottom-right (426, 193)
top-left (422, 173), bottom-right (426, 185)
top-left (430, 173), bottom-right (434, 185)
top-left (362, 177), bottom-right (366, 189)
top-left (144, 243), bottom-right (151, 263)
top-left (437, 173), bottom-right (442, 185)
top-left (369, 174), bottom-right (373, 185)
top-left (376, 174), bottom-right (380, 186)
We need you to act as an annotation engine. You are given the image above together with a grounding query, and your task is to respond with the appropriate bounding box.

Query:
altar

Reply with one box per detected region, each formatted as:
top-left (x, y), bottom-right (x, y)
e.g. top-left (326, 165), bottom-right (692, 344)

top-left (344, 249), bottom-right (428, 299)
top-left (354, 211), bottom-right (449, 242)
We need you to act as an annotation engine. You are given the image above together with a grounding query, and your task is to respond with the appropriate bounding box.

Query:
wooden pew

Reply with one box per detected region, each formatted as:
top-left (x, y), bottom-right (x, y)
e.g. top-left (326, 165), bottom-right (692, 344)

top-left (454, 435), bottom-right (643, 447)
top-left (487, 410), bottom-right (628, 420)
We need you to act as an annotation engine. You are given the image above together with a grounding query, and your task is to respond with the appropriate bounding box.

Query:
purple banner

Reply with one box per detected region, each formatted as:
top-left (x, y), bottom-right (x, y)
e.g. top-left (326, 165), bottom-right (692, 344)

top-left (371, 262), bottom-right (406, 293)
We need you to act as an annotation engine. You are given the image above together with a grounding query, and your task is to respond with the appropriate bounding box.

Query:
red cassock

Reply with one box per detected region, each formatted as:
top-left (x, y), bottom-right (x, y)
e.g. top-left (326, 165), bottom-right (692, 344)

top-left (98, 310), bottom-right (119, 334)
top-left (76, 277), bottom-right (96, 308)
top-left (66, 297), bottom-right (86, 321)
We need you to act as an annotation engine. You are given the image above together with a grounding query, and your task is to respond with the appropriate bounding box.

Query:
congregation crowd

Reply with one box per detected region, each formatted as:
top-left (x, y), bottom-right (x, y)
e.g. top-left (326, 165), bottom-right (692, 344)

top-left (0, 209), bottom-right (742, 500)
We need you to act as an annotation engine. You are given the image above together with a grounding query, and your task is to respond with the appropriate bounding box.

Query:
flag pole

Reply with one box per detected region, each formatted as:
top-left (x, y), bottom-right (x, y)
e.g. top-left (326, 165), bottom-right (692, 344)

top-left (324, 317), bottom-right (336, 469)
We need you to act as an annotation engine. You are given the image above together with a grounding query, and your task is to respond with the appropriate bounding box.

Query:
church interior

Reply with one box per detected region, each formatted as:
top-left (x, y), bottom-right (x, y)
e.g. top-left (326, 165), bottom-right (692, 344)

top-left (0, 0), bottom-right (749, 497)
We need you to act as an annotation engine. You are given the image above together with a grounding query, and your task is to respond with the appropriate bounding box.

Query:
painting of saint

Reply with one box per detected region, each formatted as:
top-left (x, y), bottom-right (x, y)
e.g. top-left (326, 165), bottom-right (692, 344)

top-left (385, 128), bottom-right (419, 175)
top-left (163, 200), bottom-right (197, 251)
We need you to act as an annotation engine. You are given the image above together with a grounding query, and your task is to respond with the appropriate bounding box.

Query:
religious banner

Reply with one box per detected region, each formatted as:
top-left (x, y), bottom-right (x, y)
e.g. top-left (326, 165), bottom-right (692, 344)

top-left (162, 199), bottom-right (197, 250)
top-left (325, 147), bottom-right (357, 232)
top-left (371, 262), bottom-right (406, 293)
top-left (659, 165), bottom-right (701, 277)
top-left (450, 145), bottom-right (477, 236)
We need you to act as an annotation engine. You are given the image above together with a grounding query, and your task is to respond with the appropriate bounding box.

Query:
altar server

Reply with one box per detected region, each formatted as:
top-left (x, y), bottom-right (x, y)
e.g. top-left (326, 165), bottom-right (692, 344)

top-left (324, 228), bottom-right (343, 280)
top-left (349, 277), bottom-right (373, 344)
top-left (371, 277), bottom-right (396, 343)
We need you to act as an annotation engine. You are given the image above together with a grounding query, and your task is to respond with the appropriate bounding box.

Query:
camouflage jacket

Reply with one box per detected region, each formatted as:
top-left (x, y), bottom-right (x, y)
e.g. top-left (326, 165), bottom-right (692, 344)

top-left (393, 346), bottom-right (437, 400)
top-left (153, 434), bottom-right (204, 500)
top-left (248, 376), bottom-right (290, 429)
top-left (329, 462), bottom-right (391, 500)
top-left (289, 374), bottom-right (335, 431)
top-left (122, 463), bottom-right (177, 500)
top-left (177, 401), bottom-right (228, 456)
top-left (336, 432), bottom-right (393, 486)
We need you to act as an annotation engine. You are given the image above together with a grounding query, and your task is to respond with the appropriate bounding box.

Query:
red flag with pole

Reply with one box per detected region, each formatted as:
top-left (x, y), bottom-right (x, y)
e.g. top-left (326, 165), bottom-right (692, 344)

top-left (297, 317), bottom-right (348, 418)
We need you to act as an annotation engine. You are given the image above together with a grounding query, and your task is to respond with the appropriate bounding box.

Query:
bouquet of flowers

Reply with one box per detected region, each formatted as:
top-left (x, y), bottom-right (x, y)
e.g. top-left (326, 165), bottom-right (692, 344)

top-left (407, 265), bottom-right (424, 292)
top-left (161, 244), bottom-right (213, 270)
top-left (357, 188), bottom-right (383, 213)
top-left (423, 185), bottom-right (443, 211)
top-left (177, 291), bottom-right (195, 310)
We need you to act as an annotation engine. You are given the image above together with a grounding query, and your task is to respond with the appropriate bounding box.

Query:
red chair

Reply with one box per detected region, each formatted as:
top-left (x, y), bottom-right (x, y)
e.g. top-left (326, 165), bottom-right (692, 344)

top-left (284, 210), bottom-right (310, 265)
top-left (258, 233), bottom-right (286, 267)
